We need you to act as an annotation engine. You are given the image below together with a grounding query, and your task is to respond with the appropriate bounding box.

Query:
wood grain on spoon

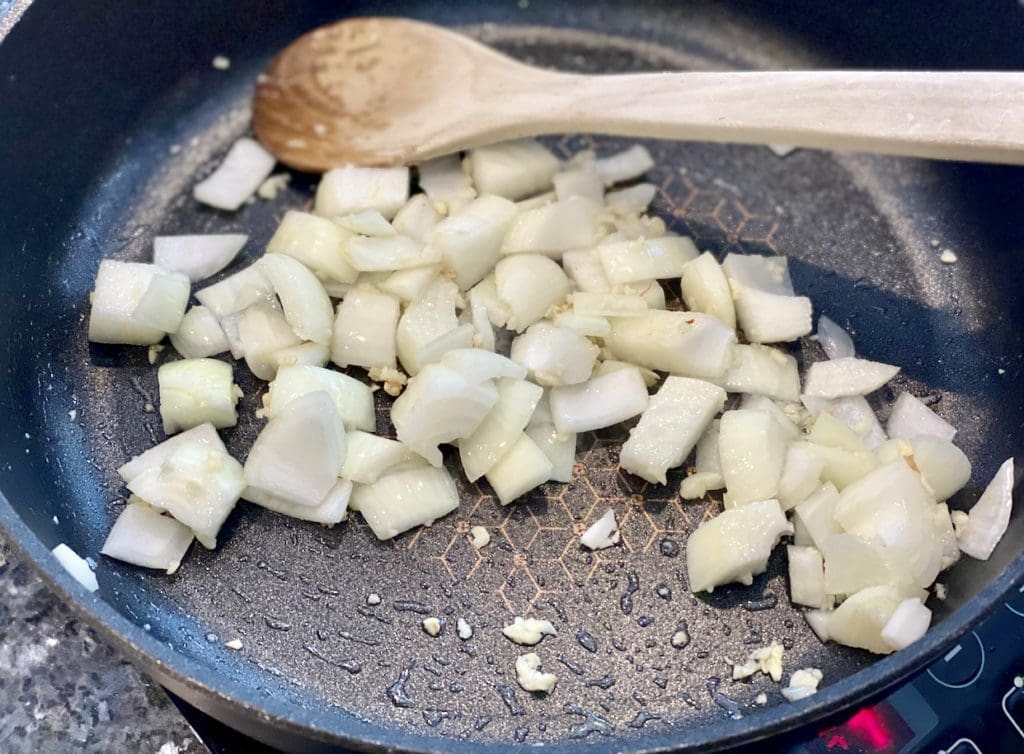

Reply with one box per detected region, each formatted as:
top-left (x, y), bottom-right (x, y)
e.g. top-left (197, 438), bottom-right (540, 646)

top-left (253, 17), bottom-right (1024, 171)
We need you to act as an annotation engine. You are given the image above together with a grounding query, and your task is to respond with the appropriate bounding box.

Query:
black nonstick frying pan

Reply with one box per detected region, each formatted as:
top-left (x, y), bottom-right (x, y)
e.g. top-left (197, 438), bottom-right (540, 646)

top-left (1, 1), bottom-right (1024, 752)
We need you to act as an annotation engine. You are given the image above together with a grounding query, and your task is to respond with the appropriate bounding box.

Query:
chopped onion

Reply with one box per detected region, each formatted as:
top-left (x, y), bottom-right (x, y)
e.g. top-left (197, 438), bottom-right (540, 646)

top-left (956, 457), bottom-right (1014, 560)
top-left (733, 284), bottom-right (813, 344)
top-left (552, 312), bottom-right (610, 338)
top-left (170, 306), bottom-right (230, 359)
top-left (127, 440), bottom-right (245, 549)
top-left (514, 652), bottom-right (558, 692)
top-left (595, 359), bottom-right (659, 387)
top-left (469, 273), bottom-right (512, 328)
top-left (460, 379), bottom-right (543, 482)
top-left (101, 500), bottom-right (194, 573)
top-left (510, 323), bottom-right (599, 386)
top-left (778, 443), bottom-right (826, 510)
top-left (695, 420), bottom-right (723, 475)
top-left (552, 168), bottom-right (604, 203)
top-left (330, 288), bottom-right (400, 369)
top-left (580, 509), bottom-right (620, 550)
top-left (88, 261), bottom-right (185, 345)
top-left (340, 431), bottom-right (422, 485)
top-left (886, 392), bottom-right (956, 442)
top-left (314, 165), bottom-right (409, 219)
top-left (573, 291), bottom-right (648, 318)
top-left (618, 279), bottom-right (667, 310)
top-left (334, 209), bottom-right (396, 237)
top-left (741, 396), bottom-right (802, 440)
top-left (787, 545), bottom-right (828, 609)
top-left (718, 344), bottom-right (801, 402)
top-left (495, 254), bottom-right (571, 332)
top-left (469, 139), bottom-right (559, 200)
top-left (679, 252), bottom-right (736, 329)
top-left (686, 499), bottom-right (792, 593)
top-left (345, 234), bottom-right (438, 272)
top-left (502, 197), bottom-right (601, 256)
top-left (605, 310), bottom-right (736, 379)
top-left (562, 249), bottom-right (612, 293)
top-left (266, 210), bottom-right (358, 284)
top-left (246, 478), bottom-right (352, 526)
top-left (793, 483), bottom-right (843, 550)
top-left (524, 423), bottom-right (576, 483)
top-left (118, 423), bottom-right (225, 483)
top-left (52, 543), bottom-right (98, 592)
top-left (236, 303), bottom-right (300, 380)
top-left (195, 263), bottom-right (276, 318)
top-left (415, 323), bottom-right (477, 369)
top-left (516, 191), bottom-right (556, 211)
top-left (620, 377), bottom-right (726, 485)
top-left (380, 265), bottom-right (440, 304)
top-left (803, 357), bottom-right (900, 398)
top-left (822, 532), bottom-right (896, 595)
top-left (396, 277), bottom-right (459, 375)
top-left (272, 341), bottom-right (329, 370)
top-left (259, 253), bottom-right (333, 344)
top-left (827, 585), bottom-right (912, 655)
top-left (880, 597), bottom-right (931, 651)
top-left (910, 436), bottom-right (971, 501)
top-left (264, 365), bottom-right (375, 432)
top-left (391, 363), bottom-right (498, 465)
top-left (816, 315), bottom-right (855, 360)
top-left (802, 395), bottom-right (887, 450)
top-left (803, 610), bottom-right (832, 642)
top-left (549, 367), bottom-right (649, 434)
top-left (392, 195), bottom-right (442, 243)
top-left (502, 616), bottom-right (557, 645)
top-left (417, 154), bottom-right (475, 211)
top-left (244, 390), bottom-right (346, 508)
top-left (441, 348), bottom-right (526, 383)
top-left (719, 409), bottom-right (789, 505)
top-left (484, 432), bottom-right (554, 505)
top-left (782, 668), bottom-right (823, 702)
top-left (605, 183), bottom-right (657, 213)
top-left (469, 287), bottom-right (496, 351)
top-left (933, 503), bottom-right (961, 570)
top-left (352, 465), bottom-right (459, 540)
top-left (157, 358), bottom-right (240, 434)
top-left (597, 237), bottom-right (698, 285)
top-left (130, 268), bottom-right (191, 333)
top-left (594, 144), bottom-right (654, 185)
top-left (723, 253), bottom-right (795, 295)
top-left (193, 137), bottom-right (275, 211)
top-left (153, 234), bottom-right (247, 282)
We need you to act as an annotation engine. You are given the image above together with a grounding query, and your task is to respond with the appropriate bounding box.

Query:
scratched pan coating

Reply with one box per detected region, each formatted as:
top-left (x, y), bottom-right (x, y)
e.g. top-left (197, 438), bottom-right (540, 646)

top-left (3, 3), bottom-right (1024, 753)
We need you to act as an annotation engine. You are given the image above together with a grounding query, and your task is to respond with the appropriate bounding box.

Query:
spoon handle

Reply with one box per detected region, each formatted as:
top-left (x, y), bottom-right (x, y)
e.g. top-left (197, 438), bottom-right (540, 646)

top-left (488, 70), bottom-right (1024, 165)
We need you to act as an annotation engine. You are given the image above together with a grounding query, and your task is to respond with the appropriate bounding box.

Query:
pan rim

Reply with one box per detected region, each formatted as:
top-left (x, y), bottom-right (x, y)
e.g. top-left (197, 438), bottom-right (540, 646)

top-left (2, 489), bottom-right (1021, 753)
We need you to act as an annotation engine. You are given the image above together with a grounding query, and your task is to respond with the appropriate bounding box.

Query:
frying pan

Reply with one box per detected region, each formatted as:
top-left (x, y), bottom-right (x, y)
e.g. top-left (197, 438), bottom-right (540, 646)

top-left (1, 1), bottom-right (1023, 752)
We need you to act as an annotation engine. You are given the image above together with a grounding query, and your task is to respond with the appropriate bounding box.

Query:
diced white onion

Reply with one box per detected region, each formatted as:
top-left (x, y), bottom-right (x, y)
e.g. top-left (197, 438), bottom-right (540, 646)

top-left (415, 323), bottom-right (477, 369)
top-left (910, 436), bottom-right (971, 501)
top-left (597, 237), bottom-right (698, 285)
top-left (803, 395), bottom-right (887, 450)
top-left (153, 234), bottom-right (247, 282)
top-left (460, 379), bottom-right (543, 482)
top-left (580, 509), bottom-right (620, 550)
top-left (740, 396), bottom-right (802, 440)
top-left (334, 209), bottom-right (396, 237)
top-left (804, 610), bottom-right (832, 642)
top-left (314, 165), bottom-right (409, 219)
top-left (170, 306), bottom-right (230, 359)
top-left (595, 359), bottom-right (659, 387)
top-left (118, 423), bottom-right (225, 483)
top-left (396, 277), bottom-right (459, 375)
top-left (380, 265), bottom-right (440, 304)
top-left (468, 273), bottom-right (511, 329)
top-left (787, 545), bottom-right (828, 609)
top-left (619, 279), bottom-right (667, 310)
top-left (680, 252), bottom-right (736, 329)
top-left (130, 269), bottom-right (192, 333)
top-left (441, 348), bottom-right (526, 383)
top-left (469, 139), bottom-right (559, 200)
top-left (803, 358), bottom-right (900, 399)
top-left (510, 323), bottom-right (599, 387)
top-left (52, 543), bottom-right (98, 592)
top-left (340, 431), bottom-right (421, 485)
top-left (193, 137), bottom-right (275, 211)
top-left (266, 210), bottom-right (358, 284)
top-left (827, 585), bottom-right (912, 655)
top-left (353, 465), bottom-right (459, 539)
top-left (549, 367), bottom-right (649, 434)
top-left (719, 409), bottom-right (789, 505)
top-left (259, 253), bottom-right (334, 344)
top-left (236, 303), bottom-right (300, 380)
top-left (778, 443), bottom-right (826, 510)
top-left (157, 358), bottom-right (240, 434)
top-left (245, 478), bottom-right (352, 525)
top-left (722, 253), bottom-right (795, 295)
top-left (605, 183), bottom-right (657, 213)
top-left (880, 597), bottom-right (932, 651)
top-left (594, 144), bottom-right (654, 185)
top-left (718, 344), bottom-right (800, 402)
top-left (573, 291), bottom-right (648, 318)
top-left (816, 315), bottom-right (855, 360)
top-left (330, 288), bottom-right (400, 369)
top-left (782, 668), bottom-right (823, 702)
top-left (263, 365), bottom-right (375, 432)
top-left (956, 457), bottom-right (1014, 560)
top-left (272, 341), bottom-right (329, 370)
top-left (392, 195), bottom-right (442, 243)
top-left (886, 392), bottom-right (956, 442)
top-left (552, 168), bottom-right (604, 203)
top-left (605, 310), bottom-right (736, 379)
top-left (417, 154), bottom-right (475, 211)
top-left (195, 263), bottom-right (276, 318)
top-left (562, 249), bottom-right (611, 293)
top-left (88, 261), bottom-right (185, 345)
top-left (495, 254), bottom-right (571, 332)
top-left (524, 423), bottom-right (576, 483)
top-left (101, 501), bottom-right (194, 573)
top-left (484, 432), bottom-right (554, 505)
top-left (469, 287), bottom-right (496, 351)
top-left (502, 197), bottom-right (601, 256)
top-left (552, 312), bottom-right (610, 338)
top-left (345, 235), bottom-right (438, 272)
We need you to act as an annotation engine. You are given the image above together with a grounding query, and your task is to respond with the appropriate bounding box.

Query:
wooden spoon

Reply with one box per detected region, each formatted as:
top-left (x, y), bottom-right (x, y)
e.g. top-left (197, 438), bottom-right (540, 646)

top-left (253, 17), bottom-right (1024, 171)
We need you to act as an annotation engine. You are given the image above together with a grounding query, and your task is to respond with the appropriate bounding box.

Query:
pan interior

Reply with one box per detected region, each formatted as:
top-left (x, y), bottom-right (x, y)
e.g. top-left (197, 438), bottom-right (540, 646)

top-left (8, 12), bottom-right (1024, 751)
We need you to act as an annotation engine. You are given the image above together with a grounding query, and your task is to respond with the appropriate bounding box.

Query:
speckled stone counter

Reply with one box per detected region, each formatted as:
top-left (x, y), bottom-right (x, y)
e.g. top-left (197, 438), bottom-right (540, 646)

top-left (0, 537), bottom-right (206, 754)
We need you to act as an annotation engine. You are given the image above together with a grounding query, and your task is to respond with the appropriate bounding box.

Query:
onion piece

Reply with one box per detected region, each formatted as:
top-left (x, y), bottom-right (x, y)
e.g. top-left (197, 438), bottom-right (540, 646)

top-left (723, 253), bottom-right (795, 295)
top-left (391, 363), bottom-right (499, 465)
top-left (686, 499), bottom-right (792, 593)
top-left (516, 191), bottom-right (556, 211)
top-left (956, 457), bottom-right (1014, 560)
top-left (910, 436), bottom-right (971, 501)
top-left (549, 367), bottom-right (649, 434)
top-left (933, 503), bottom-right (961, 570)
top-left (733, 284), bottom-right (813, 344)
top-left (334, 209), bottom-right (396, 237)
top-left (88, 261), bottom-right (184, 345)
top-left (822, 532), bottom-right (898, 595)
top-left (514, 653), bottom-right (558, 693)
top-left (787, 545), bottom-right (828, 609)
top-left (396, 277), bottom-right (459, 375)
top-left (502, 197), bottom-right (602, 256)
top-left (618, 279), bottom-right (667, 310)
top-left (259, 253), bottom-right (334, 344)
top-left (740, 396), bottom-right (802, 440)
top-left (127, 440), bottom-right (245, 549)
top-left (157, 358), bottom-right (240, 434)
top-left (469, 139), bottom-right (559, 200)
top-left (467, 288), bottom-right (496, 352)
top-left (803, 610), bottom-right (832, 642)
top-left (51, 543), bottom-right (98, 592)
top-left (718, 344), bottom-right (801, 402)
top-left (782, 669), bottom-right (824, 702)
top-left (595, 359), bottom-right (659, 388)
top-left (193, 137), bottom-right (275, 211)
top-left (417, 154), bottom-right (475, 212)
top-left (118, 423), bottom-right (225, 483)
top-left (246, 478), bottom-right (352, 525)
top-left (719, 409), bottom-right (789, 505)
top-left (880, 597), bottom-right (931, 651)
top-left (195, 263), bottom-right (276, 318)
top-left (392, 194), bottom-right (442, 243)
top-left (272, 341), bottom-right (329, 370)
top-left (484, 432), bottom-right (554, 505)
top-left (353, 465), bottom-right (459, 540)
top-left (441, 348), bottom-right (527, 383)
top-left (802, 395), bottom-right (887, 450)
top-left (416, 323), bottom-right (477, 369)
top-left (886, 392), bottom-right (956, 442)
top-left (605, 183), bottom-right (657, 213)
top-left (264, 365), bottom-right (375, 432)
top-left (620, 377), bottom-right (726, 485)
top-left (778, 443), bottom-right (826, 510)
top-left (580, 509), bottom-right (620, 550)
top-left (344, 235), bottom-right (439, 272)
top-left (243, 391), bottom-right (346, 508)
top-left (495, 254), bottom-right (571, 332)
top-left (236, 303), bottom-right (301, 380)
top-left (170, 306), bottom-right (229, 359)
top-left (341, 432), bottom-right (422, 485)
top-left (553, 168), bottom-right (604, 203)
top-left (605, 310), bottom-right (736, 379)
top-left (573, 292), bottom-right (648, 318)
top-left (679, 252), bottom-right (736, 329)
top-left (816, 315), bottom-right (855, 360)
top-left (827, 585), bottom-right (911, 655)
top-left (330, 288), bottom-right (400, 369)
top-left (552, 312), bottom-right (610, 338)
top-left (314, 165), bottom-right (409, 219)
top-left (101, 500), bottom-right (194, 573)
top-left (597, 237), bottom-right (698, 285)
top-left (266, 210), bottom-right (358, 284)
top-left (468, 273), bottom-right (512, 328)
top-left (562, 249), bottom-right (612, 293)
top-left (380, 265), bottom-right (440, 304)
top-left (130, 270), bottom-right (192, 333)
top-left (153, 234), bottom-right (247, 282)
top-left (524, 423), bottom-right (576, 483)
top-left (460, 379), bottom-right (544, 482)
top-left (510, 323), bottom-right (599, 387)
top-left (594, 144), bottom-right (654, 185)
top-left (804, 358), bottom-right (900, 399)
top-left (696, 420), bottom-right (723, 476)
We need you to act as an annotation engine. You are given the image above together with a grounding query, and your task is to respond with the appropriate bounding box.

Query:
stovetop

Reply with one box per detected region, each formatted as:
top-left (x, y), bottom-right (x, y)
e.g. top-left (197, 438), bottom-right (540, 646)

top-left (169, 582), bottom-right (1024, 754)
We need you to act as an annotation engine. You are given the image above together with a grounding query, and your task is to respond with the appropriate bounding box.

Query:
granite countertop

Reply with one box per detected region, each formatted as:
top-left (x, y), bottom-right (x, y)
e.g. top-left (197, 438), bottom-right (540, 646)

top-left (0, 536), bottom-right (207, 754)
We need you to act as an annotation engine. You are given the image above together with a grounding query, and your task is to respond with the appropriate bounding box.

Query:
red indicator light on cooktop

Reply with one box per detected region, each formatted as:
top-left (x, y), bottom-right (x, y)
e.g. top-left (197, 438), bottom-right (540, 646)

top-left (808, 702), bottom-right (914, 753)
